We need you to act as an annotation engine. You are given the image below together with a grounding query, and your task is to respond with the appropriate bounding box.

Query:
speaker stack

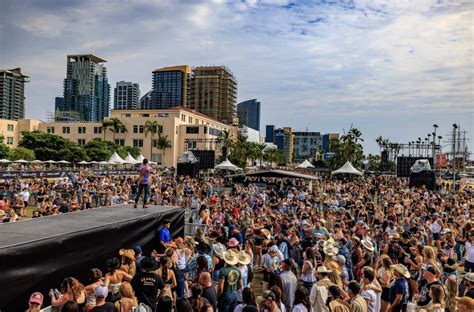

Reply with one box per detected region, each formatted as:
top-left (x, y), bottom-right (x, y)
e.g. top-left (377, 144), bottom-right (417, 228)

top-left (177, 163), bottom-right (199, 178)
top-left (191, 150), bottom-right (216, 170)
top-left (397, 157), bottom-right (434, 177)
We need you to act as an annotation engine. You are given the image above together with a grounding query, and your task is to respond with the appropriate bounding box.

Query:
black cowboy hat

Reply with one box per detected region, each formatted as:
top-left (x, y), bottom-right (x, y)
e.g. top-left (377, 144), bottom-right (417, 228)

top-left (105, 257), bottom-right (121, 271)
top-left (196, 242), bottom-right (211, 254)
top-left (140, 257), bottom-right (160, 272)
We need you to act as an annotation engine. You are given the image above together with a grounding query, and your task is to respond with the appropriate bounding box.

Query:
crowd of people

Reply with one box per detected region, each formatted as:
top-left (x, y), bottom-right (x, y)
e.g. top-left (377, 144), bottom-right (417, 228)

top-left (12, 159), bottom-right (474, 312)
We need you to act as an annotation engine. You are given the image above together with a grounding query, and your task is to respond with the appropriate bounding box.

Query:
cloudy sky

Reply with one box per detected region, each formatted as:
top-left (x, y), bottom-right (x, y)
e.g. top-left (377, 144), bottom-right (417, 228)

top-left (1, 0), bottom-right (472, 153)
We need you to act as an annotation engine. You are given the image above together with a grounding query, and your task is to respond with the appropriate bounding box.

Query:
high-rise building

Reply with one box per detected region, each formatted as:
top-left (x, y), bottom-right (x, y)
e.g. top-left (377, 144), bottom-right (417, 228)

top-left (322, 133), bottom-right (340, 153)
top-left (265, 125), bottom-right (275, 143)
top-left (114, 81), bottom-right (140, 110)
top-left (0, 68), bottom-right (29, 120)
top-left (237, 99), bottom-right (261, 131)
top-left (293, 131), bottom-right (322, 161)
top-left (189, 66), bottom-right (237, 125)
top-left (274, 127), bottom-right (294, 162)
top-left (140, 90), bottom-right (153, 109)
top-left (58, 54), bottom-right (110, 122)
top-left (151, 65), bottom-right (190, 109)
top-left (55, 97), bottom-right (64, 111)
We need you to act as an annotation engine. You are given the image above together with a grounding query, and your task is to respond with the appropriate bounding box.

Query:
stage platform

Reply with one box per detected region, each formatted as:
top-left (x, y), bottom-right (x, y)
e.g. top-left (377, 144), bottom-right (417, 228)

top-left (0, 204), bottom-right (184, 312)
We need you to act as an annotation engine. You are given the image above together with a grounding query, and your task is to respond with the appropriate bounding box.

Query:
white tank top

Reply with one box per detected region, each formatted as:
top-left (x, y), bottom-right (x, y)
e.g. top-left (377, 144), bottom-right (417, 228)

top-left (430, 220), bottom-right (442, 234)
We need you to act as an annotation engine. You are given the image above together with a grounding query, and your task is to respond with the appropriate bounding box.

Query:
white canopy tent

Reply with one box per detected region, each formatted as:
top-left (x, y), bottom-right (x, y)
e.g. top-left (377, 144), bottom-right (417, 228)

top-left (124, 153), bottom-right (136, 164)
top-left (44, 160), bottom-right (57, 164)
top-left (215, 159), bottom-right (242, 171)
top-left (57, 160), bottom-right (70, 164)
top-left (331, 161), bottom-right (363, 176)
top-left (30, 160), bottom-right (43, 164)
top-left (78, 161), bottom-right (89, 165)
top-left (14, 159), bottom-right (28, 163)
top-left (108, 152), bottom-right (125, 164)
top-left (135, 154), bottom-right (145, 163)
top-left (296, 159), bottom-right (315, 169)
top-left (0, 159), bottom-right (11, 163)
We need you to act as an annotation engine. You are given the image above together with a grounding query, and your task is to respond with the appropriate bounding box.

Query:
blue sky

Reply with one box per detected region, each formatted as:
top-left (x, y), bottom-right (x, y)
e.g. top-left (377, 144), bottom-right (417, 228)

top-left (1, 0), bottom-right (472, 154)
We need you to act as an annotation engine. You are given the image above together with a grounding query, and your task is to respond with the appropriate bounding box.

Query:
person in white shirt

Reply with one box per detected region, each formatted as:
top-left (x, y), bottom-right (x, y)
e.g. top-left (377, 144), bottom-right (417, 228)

top-left (465, 231), bottom-right (474, 273)
top-left (361, 267), bottom-right (381, 312)
top-left (280, 259), bottom-right (298, 312)
top-left (20, 188), bottom-right (30, 208)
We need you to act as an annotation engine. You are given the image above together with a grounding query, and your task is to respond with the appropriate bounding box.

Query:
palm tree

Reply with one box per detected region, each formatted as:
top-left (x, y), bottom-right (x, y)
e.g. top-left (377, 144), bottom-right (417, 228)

top-left (218, 130), bottom-right (232, 159)
top-left (156, 135), bottom-right (172, 166)
top-left (255, 142), bottom-right (267, 168)
top-left (101, 120), bottom-right (112, 141)
top-left (108, 118), bottom-right (127, 144)
top-left (144, 120), bottom-right (162, 161)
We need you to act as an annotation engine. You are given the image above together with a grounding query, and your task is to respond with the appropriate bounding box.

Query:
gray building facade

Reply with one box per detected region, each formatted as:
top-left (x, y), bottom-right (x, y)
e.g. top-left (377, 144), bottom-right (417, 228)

top-left (114, 81), bottom-right (140, 110)
top-left (237, 99), bottom-right (261, 131)
top-left (293, 131), bottom-right (322, 161)
top-left (0, 68), bottom-right (29, 120)
top-left (58, 54), bottom-right (110, 122)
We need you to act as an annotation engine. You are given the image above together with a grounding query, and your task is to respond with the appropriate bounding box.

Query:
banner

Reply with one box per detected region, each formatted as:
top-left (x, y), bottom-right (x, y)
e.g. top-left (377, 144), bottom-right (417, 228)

top-left (0, 170), bottom-right (138, 179)
top-left (435, 153), bottom-right (447, 169)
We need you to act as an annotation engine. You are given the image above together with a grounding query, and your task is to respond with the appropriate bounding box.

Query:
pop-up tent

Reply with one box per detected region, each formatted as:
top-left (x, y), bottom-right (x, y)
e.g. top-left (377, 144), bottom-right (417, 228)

top-left (296, 159), bottom-right (315, 169)
top-left (331, 161), bottom-right (363, 176)
top-left (215, 159), bottom-right (242, 171)
top-left (108, 152), bottom-right (125, 164)
top-left (124, 153), bottom-right (137, 164)
top-left (135, 154), bottom-right (145, 163)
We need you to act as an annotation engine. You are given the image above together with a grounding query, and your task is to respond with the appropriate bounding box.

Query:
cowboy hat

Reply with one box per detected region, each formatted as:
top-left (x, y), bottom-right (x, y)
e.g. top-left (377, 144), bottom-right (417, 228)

top-left (140, 257), bottom-right (160, 272)
top-left (223, 250), bottom-right (239, 265)
top-left (228, 238), bottom-right (240, 248)
top-left (105, 257), bottom-right (121, 271)
top-left (260, 229), bottom-right (271, 239)
top-left (463, 272), bottom-right (474, 283)
top-left (238, 251), bottom-right (252, 265)
top-left (350, 235), bottom-right (361, 243)
top-left (323, 246), bottom-right (339, 257)
top-left (213, 243), bottom-right (227, 258)
top-left (361, 239), bottom-right (375, 252)
top-left (391, 264), bottom-right (410, 279)
top-left (119, 249), bottom-right (135, 260)
top-left (323, 238), bottom-right (337, 249)
top-left (316, 265), bottom-right (332, 274)
top-left (329, 299), bottom-right (351, 312)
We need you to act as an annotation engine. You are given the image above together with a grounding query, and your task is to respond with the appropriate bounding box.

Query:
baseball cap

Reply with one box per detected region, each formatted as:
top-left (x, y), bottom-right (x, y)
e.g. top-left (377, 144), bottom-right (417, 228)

top-left (339, 238), bottom-right (347, 245)
top-left (423, 265), bottom-right (437, 275)
top-left (133, 245), bottom-right (142, 254)
top-left (258, 290), bottom-right (276, 302)
top-left (95, 285), bottom-right (108, 298)
top-left (29, 292), bottom-right (43, 305)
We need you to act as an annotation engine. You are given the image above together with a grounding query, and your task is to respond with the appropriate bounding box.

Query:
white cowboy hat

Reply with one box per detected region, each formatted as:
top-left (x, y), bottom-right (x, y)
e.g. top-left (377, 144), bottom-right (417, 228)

top-left (212, 243), bottom-right (227, 258)
top-left (223, 250), bottom-right (239, 265)
top-left (361, 239), bottom-right (375, 252)
top-left (391, 264), bottom-right (410, 279)
top-left (316, 265), bottom-right (332, 274)
top-left (238, 251), bottom-right (252, 265)
top-left (323, 245), bottom-right (339, 257)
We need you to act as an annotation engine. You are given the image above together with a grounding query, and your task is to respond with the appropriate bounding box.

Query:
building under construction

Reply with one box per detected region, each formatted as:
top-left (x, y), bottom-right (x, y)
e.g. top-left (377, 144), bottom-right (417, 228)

top-left (189, 66), bottom-right (237, 125)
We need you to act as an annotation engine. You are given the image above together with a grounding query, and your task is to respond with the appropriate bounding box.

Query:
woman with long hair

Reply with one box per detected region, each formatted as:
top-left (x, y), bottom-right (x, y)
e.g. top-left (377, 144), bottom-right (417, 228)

top-left (423, 246), bottom-right (441, 277)
top-left (190, 283), bottom-right (209, 312)
top-left (405, 244), bottom-right (423, 299)
top-left (300, 248), bottom-right (317, 292)
top-left (444, 275), bottom-right (458, 312)
top-left (292, 286), bottom-right (312, 312)
top-left (157, 256), bottom-right (177, 299)
top-left (104, 257), bottom-right (132, 299)
top-left (270, 285), bottom-right (286, 312)
top-left (119, 249), bottom-right (137, 277)
top-left (50, 277), bottom-right (86, 311)
top-left (235, 287), bottom-right (257, 312)
top-left (176, 298), bottom-right (194, 312)
top-left (84, 268), bottom-right (104, 309)
top-left (114, 282), bottom-right (138, 312)
top-left (428, 284), bottom-right (445, 312)
top-left (376, 255), bottom-right (393, 312)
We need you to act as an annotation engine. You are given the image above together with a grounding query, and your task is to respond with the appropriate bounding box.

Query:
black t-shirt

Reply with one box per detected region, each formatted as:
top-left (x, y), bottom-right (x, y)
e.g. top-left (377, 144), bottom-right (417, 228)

top-left (202, 286), bottom-right (217, 311)
top-left (131, 271), bottom-right (165, 310)
top-left (90, 302), bottom-right (117, 312)
top-left (465, 288), bottom-right (474, 299)
top-left (417, 279), bottom-right (442, 307)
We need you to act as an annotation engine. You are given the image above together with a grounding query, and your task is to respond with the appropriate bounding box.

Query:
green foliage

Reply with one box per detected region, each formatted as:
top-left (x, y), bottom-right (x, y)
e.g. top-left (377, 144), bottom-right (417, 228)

top-left (82, 138), bottom-right (116, 161)
top-left (329, 128), bottom-right (365, 170)
top-left (20, 131), bottom-right (75, 151)
top-left (0, 143), bottom-right (10, 159)
top-left (117, 146), bottom-right (141, 159)
top-left (9, 146), bottom-right (35, 161)
top-left (58, 146), bottom-right (89, 163)
top-left (312, 159), bottom-right (328, 168)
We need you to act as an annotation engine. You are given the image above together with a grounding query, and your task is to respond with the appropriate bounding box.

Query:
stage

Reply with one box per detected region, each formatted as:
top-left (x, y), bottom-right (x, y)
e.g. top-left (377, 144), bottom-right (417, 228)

top-left (0, 204), bottom-right (184, 312)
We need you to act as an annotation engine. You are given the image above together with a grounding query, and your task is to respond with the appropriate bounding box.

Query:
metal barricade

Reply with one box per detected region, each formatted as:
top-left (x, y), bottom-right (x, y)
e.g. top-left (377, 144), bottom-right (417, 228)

top-left (184, 223), bottom-right (207, 236)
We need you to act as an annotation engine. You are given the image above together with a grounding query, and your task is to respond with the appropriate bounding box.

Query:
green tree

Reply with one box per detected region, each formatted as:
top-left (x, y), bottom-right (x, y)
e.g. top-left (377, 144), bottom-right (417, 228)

top-left (328, 127), bottom-right (365, 170)
top-left (0, 142), bottom-right (10, 159)
top-left (218, 130), bottom-right (232, 159)
top-left (19, 131), bottom-right (77, 161)
top-left (108, 118), bottom-right (127, 143)
top-left (117, 146), bottom-right (141, 159)
top-left (156, 135), bottom-right (172, 165)
top-left (10, 147), bottom-right (35, 161)
top-left (82, 138), bottom-right (116, 161)
top-left (144, 120), bottom-right (162, 161)
top-left (101, 119), bottom-right (113, 141)
top-left (58, 146), bottom-right (89, 163)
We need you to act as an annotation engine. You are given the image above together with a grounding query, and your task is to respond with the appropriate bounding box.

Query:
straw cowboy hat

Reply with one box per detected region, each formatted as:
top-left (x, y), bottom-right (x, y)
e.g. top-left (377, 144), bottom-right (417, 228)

top-left (391, 264), bottom-right (411, 279)
top-left (350, 235), bottom-right (361, 243)
top-left (323, 246), bottom-right (339, 257)
top-left (316, 265), bottom-right (333, 274)
top-left (323, 238), bottom-right (337, 249)
top-left (329, 299), bottom-right (352, 312)
top-left (213, 243), bottom-right (227, 258)
top-left (361, 239), bottom-right (375, 252)
top-left (238, 251), bottom-right (252, 265)
top-left (260, 229), bottom-right (271, 239)
top-left (119, 249), bottom-right (135, 260)
top-left (223, 250), bottom-right (239, 265)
